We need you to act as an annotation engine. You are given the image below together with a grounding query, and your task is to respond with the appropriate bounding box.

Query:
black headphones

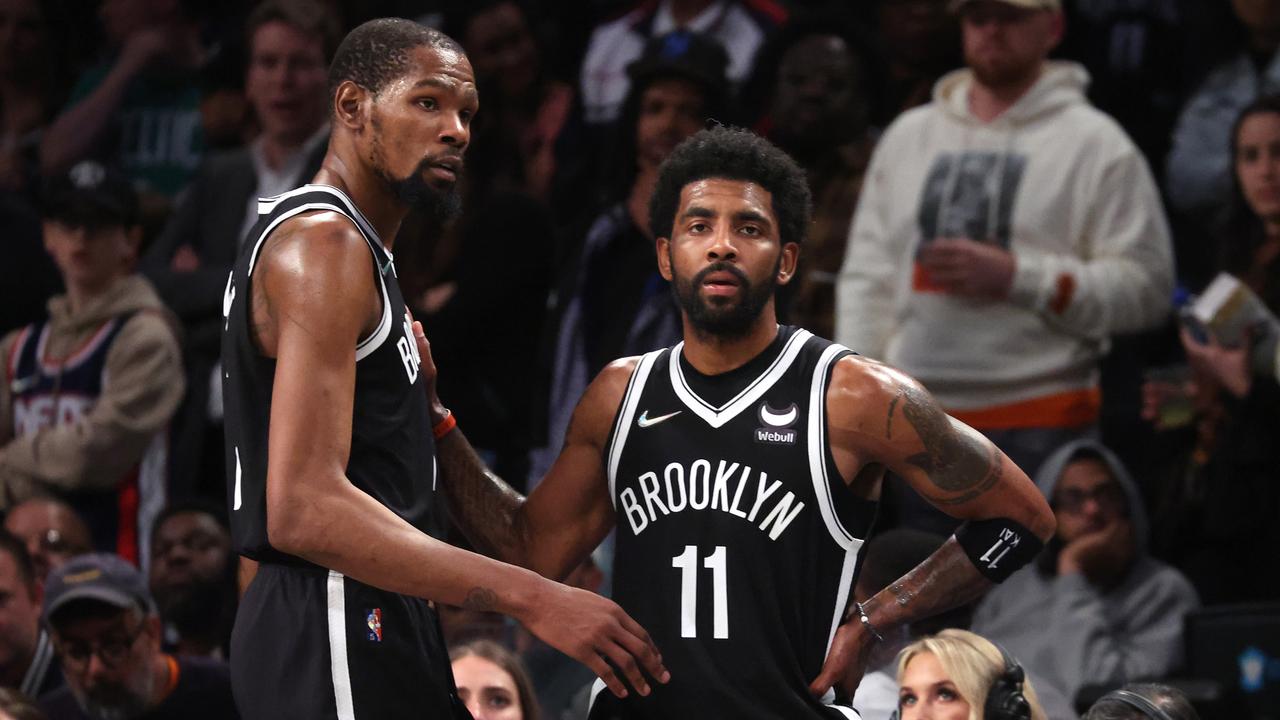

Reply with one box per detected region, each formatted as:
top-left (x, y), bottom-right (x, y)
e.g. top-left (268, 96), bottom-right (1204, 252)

top-left (889, 642), bottom-right (1030, 720)
top-left (1096, 689), bottom-right (1175, 720)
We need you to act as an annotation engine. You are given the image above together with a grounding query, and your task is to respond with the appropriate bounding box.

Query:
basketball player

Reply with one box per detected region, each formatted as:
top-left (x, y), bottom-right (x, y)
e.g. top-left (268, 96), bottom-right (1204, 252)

top-left (221, 19), bottom-right (666, 719)
top-left (422, 127), bottom-right (1056, 718)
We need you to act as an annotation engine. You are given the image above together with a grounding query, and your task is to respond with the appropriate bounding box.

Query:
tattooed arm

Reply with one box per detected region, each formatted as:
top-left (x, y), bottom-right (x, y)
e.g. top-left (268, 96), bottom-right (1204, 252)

top-left (809, 356), bottom-right (1054, 697)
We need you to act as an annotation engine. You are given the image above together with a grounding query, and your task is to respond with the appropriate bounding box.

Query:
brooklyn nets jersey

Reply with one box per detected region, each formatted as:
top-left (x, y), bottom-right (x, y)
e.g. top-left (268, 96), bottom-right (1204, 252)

top-left (221, 185), bottom-right (441, 565)
top-left (590, 326), bottom-right (873, 719)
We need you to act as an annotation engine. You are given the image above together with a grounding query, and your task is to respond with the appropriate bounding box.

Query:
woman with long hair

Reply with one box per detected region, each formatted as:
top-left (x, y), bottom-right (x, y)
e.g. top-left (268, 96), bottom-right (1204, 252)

top-left (895, 630), bottom-right (1047, 720)
top-left (450, 640), bottom-right (541, 720)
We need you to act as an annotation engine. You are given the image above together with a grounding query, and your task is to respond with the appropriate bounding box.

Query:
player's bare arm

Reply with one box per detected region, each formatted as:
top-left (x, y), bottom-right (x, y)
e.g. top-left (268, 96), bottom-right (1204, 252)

top-left (258, 219), bottom-right (665, 698)
top-left (809, 355), bottom-right (1055, 698)
top-left (426, 333), bottom-right (635, 581)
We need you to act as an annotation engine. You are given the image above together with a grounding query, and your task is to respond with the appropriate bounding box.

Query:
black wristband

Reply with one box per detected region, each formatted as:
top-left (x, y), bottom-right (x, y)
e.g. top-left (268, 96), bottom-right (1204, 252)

top-left (954, 517), bottom-right (1044, 583)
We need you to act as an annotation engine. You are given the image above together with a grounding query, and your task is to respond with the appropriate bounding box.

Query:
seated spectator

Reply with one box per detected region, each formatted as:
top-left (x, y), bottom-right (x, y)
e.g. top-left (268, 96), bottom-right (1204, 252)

top-left (451, 639), bottom-right (539, 720)
top-left (39, 0), bottom-right (208, 210)
top-left (0, 0), bottom-right (65, 196)
top-left (746, 10), bottom-right (878, 339)
top-left (140, 0), bottom-right (337, 500)
top-left (38, 554), bottom-right (236, 719)
top-left (837, 0), bottom-right (1173, 535)
top-left (972, 440), bottom-right (1199, 712)
top-left (1083, 683), bottom-right (1200, 720)
top-left (895, 629), bottom-right (1048, 720)
top-left (530, 30), bottom-right (731, 482)
top-left (872, 0), bottom-right (960, 126)
top-left (0, 687), bottom-right (46, 720)
top-left (444, 1), bottom-right (575, 204)
top-left (0, 531), bottom-right (61, 699)
top-left (147, 503), bottom-right (234, 659)
top-left (578, 0), bottom-right (784, 126)
top-left (1166, 0), bottom-right (1280, 227)
top-left (2, 499), bottom-right (91, 584)
top-left (1145, 95), bottom-right (1280, 604)
top-left (0, 162), bottom-right (184, 568)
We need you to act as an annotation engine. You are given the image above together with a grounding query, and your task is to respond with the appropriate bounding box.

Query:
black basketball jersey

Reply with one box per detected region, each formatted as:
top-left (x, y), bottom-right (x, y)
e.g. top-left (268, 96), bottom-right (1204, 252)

top-left (591, 326), bottom-right (873, 719)
top-left (221, 185), bottom-right (441, 565)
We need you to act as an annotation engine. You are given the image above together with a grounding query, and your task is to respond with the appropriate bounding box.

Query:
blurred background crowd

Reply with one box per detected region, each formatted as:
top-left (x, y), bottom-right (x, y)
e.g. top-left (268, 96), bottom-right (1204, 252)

top-left (0, 0), bottom-right (1278, 718)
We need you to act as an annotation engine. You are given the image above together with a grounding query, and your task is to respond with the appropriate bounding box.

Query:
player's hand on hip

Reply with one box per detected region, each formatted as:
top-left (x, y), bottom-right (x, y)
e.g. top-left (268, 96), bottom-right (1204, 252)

top-left (808, 617), bottom-right (875, 700)
top-left (521, 582), bottom-right (670, 699)
top-left (411, 321), bottom-right (449, 422)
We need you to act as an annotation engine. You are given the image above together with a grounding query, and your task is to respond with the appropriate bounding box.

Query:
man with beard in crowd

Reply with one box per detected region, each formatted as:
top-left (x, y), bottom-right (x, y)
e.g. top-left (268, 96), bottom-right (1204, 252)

top-left (148, 503), bottom-right (236, 658)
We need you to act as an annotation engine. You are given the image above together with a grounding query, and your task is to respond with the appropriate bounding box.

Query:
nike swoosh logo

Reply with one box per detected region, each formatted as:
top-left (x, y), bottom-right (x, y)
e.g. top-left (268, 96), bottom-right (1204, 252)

top-left (9, 376), bottom-right (38, 394)
top-left (637, 410), bottom-right (681, 428)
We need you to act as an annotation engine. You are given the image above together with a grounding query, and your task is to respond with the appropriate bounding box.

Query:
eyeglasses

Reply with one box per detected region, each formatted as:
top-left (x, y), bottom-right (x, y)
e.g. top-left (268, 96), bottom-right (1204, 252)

top-left (55, 623), bottom-right (146, 672)
top-left (22, 528), bottom-right (86, 556)
top-left (1054, 484), bottom-right (1127, 514)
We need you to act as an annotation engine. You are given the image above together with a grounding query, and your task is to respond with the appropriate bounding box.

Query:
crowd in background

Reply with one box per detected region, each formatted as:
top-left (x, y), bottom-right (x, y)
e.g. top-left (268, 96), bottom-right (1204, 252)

top-left (1, 0), bottom-right (1278, 718)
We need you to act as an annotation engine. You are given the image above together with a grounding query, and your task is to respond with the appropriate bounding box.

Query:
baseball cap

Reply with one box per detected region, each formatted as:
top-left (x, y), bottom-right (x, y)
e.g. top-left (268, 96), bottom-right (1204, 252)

top-left (43, 553), bottom-right (156, 625)
top-left (626, 30), bottom-right (730, 94)
top-left (950, 0), bottom-right (1061, 12)
top-left (40, 160), bottom-right (139, 229)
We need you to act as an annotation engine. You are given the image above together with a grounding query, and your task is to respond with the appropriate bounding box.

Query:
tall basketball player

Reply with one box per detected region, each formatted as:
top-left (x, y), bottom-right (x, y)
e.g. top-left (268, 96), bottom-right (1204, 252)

top-left (221, 19), bottom-right (666, 720)
top-left (423, 126), bottom-right (1056, 718)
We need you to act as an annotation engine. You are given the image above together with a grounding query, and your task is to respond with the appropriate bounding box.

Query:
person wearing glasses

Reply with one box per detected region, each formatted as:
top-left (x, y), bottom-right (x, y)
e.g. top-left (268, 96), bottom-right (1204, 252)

top-left (971, 440), bottom-right (1199, 711)
top-left (36, 553), bottom-right (237, 720)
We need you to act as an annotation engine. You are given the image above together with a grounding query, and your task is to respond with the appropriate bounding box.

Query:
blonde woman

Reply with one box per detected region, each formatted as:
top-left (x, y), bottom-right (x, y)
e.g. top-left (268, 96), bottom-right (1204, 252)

top-left (894, 630), bottom-right (1047, 720)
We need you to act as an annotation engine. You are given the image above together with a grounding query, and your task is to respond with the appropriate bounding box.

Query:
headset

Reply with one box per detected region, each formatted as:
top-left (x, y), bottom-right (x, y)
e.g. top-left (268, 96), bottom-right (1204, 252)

top-left (889, 642), bottom-right (1030, 720)
top-left (1095, 689), bottom-right (1175, 720)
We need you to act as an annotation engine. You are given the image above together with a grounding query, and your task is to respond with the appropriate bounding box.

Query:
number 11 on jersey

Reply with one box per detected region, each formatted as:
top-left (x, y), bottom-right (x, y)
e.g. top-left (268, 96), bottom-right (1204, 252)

top-left (672, 545), bottom-right (728, 639)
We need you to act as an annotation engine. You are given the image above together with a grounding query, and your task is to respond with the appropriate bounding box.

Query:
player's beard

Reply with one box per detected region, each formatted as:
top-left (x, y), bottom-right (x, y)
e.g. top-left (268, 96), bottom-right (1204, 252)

top-left (381, 156), bottom-right (462, 226)
top-left (671, 258), bottom-right (777, 339)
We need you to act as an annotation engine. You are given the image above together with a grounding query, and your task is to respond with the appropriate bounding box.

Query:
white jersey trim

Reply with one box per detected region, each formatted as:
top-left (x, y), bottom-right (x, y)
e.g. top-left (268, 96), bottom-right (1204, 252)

top-left (669, 328), bottom-right (812, 429)
top-left (825, 702), bottom-right (862, 719)
top-left (824, 547), bottom-right (860, 667)
top-left (244, 198), bottom-right (394, 361)
top-left (135, 431), bottom-right (168, 575)
top-left (327, 570), bottom-right (356, 720)
top-left (587, 678), bottom-right (607, 714)
top-left (257, 184), bottom-right (383, 249)
top-left (20, 630), bottom-right (53, 697)
top-left (807, 344), bottom-right (857, 550)
top-left (606, 350), bottom-right (662, 508)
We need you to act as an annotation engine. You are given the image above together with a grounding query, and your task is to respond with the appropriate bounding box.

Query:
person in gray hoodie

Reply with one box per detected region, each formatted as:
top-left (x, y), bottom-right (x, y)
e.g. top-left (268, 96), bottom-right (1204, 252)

top-left (971, 439), bottom-right (1199, 715)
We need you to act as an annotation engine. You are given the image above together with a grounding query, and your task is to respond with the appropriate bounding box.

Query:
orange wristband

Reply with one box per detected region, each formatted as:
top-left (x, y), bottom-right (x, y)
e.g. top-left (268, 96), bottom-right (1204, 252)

top-left (432, 411), bottom-right (457, 440)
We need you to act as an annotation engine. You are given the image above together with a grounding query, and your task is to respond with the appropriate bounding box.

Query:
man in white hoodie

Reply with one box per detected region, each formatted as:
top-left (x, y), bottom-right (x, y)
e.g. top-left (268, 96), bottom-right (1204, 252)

top-left (836, 0), bottom-right (1173, 492)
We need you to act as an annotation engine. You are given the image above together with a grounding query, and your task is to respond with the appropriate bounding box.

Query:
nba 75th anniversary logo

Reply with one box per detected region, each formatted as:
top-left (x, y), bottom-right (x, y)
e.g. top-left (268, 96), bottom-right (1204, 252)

top-left (755, 402), bottom-right (798, 445)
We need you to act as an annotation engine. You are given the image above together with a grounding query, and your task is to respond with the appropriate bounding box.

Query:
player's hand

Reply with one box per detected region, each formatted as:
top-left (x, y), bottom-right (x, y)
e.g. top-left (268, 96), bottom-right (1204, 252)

top-left (808, 616), bottom-right (875, 700)
top-left (411, 320), bottom-right (449, 424)
top-left (918, 238), bottom-right (1015, 300)
top-left (520, 581), bottom-right (670, 699)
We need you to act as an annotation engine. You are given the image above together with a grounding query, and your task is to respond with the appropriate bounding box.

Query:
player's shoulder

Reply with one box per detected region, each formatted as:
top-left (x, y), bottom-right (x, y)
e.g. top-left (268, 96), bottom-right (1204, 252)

top-left (827, 354), bottom-right (927, 420)
top-left (259, 210), bottom-right (372, 280)
top-left (588, 355), bottom-right (645, 403)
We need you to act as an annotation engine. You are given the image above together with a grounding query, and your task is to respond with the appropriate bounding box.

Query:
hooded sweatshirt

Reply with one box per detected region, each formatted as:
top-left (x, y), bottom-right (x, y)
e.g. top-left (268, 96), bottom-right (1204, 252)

top-left (0, 274), bottom-right (183, 564)
top-left (836, 62), bottom-right (1173, 422)
top-left (970, 439), bottom-right (1199, 716)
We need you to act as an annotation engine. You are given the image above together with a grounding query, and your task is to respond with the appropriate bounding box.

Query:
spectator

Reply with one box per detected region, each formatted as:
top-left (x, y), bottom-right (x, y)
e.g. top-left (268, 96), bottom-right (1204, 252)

top-left (140, 0), bottom-right (338, 500)
top-left (147, 502), bottom-right (234, 659)
top-left (0, 0), bottom-right (62, 196)
top-left (38, 554), bottom-right (237, 720)
top-left (0, 688), bottom-right (45, 720)
top-left (529, 30), bottom-right (730, 482)
top-left (1166, 0), bottom-right (1280, 228)
top-left (0, 162), bottom-right (184, 568)
top-left (2, 499), bottom-right (90, 585)
top-left (895, 629), bottom-right (1048, 720)
top-left (972, 439), bottom-right (1199, 713)
top-left (873, 0), bottom-right (961, 126)
top-left (836, 0), bottom-right (1173, 514)
top-left (578, 0), bottom-right (784, 126)
top-left (0, 531), bottom-right (60, 699)
top-left (445, 1), bottom-right (575, 204)
top-left (1083, 683), bottom-right (1199, 720)
top-left (39, 0), bottom-right (207, 204)
top-left (1145, 95), bottom-right (1280, 604)
top-left (746, 10), bottom-right (879, 339)
top-left (450, 639), bottom-right (540, 720)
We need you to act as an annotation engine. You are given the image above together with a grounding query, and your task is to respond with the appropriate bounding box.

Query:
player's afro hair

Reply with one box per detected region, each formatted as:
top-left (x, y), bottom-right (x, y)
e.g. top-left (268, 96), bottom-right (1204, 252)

top-left (327, 18), bottom-right (463, 101)
top-left (649, 126), bottom-right (812, 248)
